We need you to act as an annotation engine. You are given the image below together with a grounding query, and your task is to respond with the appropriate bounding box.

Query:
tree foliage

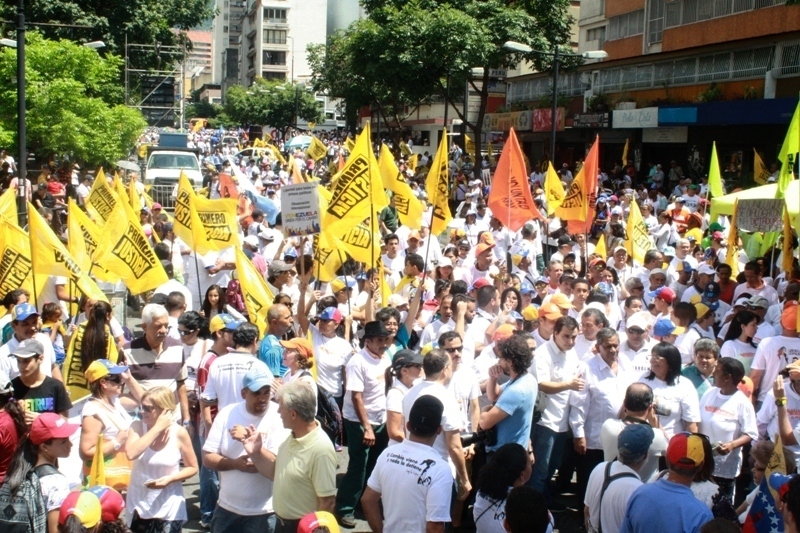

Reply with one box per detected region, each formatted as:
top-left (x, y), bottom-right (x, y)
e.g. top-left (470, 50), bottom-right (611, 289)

top-left (0, 33), bottom-right (147, 166)
top-left (0, 0), bottom-right (215, 70)
top-left (309, 0), bottom-right (575, 149)
top-left (224, 79), bottom-right (324, 136)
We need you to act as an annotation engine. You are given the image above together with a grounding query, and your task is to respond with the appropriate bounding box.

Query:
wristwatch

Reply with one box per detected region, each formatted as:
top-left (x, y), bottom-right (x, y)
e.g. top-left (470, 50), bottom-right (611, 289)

top-left (776, 398), bottom-right (788, 407)
top-left (182, 420), bottom-right (191, 427)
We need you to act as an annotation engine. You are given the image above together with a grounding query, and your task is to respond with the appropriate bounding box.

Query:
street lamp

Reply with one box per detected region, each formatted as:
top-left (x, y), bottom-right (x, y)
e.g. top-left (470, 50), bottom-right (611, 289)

top-left (502, 40), bottom-right (608, 168)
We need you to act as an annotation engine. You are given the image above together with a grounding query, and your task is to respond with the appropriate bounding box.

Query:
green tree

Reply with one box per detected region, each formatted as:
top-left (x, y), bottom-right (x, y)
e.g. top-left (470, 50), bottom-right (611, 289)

top-left (224, 79), bottom-right (324, 137)
top-left (309, 0), bottom-right (575, 153)
top-left (0, 0), bottom-right (215, 71)
top-left (0, 33), bottom-right (146, 166)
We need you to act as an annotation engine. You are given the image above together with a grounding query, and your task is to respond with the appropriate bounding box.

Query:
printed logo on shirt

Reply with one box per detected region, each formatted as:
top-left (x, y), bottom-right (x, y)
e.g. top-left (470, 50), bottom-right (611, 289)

top-left (21, 397), bottom-right (54, 413)
top-left (385, 451), bottom-right (437, 486)
top-left (704, 405), bottom-right (736, 419)
top-left (778, 347), bottom-right (800, 366)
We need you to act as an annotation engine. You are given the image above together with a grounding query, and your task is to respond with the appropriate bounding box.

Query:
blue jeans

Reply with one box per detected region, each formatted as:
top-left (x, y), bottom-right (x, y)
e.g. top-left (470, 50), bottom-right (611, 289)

top-left (529, 424), bottom-right (570, 500)
top-left (192, 421), bottom-right (220, 522)
top-left (210, 505), bottom-right (275, 533)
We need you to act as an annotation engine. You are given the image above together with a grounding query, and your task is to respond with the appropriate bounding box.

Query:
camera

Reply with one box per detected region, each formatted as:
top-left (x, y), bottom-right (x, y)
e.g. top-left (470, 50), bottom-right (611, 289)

top-left (460, 427), bottom-right (498, 448)
top-left (653, 400), bottom-right (672, 417)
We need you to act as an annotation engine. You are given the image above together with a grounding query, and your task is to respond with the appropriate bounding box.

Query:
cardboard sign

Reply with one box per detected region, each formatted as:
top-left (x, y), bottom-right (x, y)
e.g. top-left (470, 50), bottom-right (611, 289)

top-left (282, 182), bottom-right (321, 236)
top-left (736, 199), bottom-right (784, 233)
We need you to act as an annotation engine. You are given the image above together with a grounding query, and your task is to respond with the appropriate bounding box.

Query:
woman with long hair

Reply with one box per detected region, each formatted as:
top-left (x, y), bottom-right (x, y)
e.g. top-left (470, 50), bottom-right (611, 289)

top-left (384, 349), bottom-right (423, 445)
top-left (0, 381), bottom-right (26, 483)
top-left (434, 257), bottom-right (455, 282)
top-left (638, 342), bottom-right (701, 439)
top-left (720, 310), bottom-right (759, 375)
top-left (500, 287), bottom-right (522, 314)
top-left (125, 387), bottom-right (197, 532)
top-left (473, 443), bottom-right (534, 533)
top-left (4, 413), bottom-right (80, 532)
top-left (201, 285), bottom-right (225, 319)
top-left (79, 302), bottom-right (119, 371)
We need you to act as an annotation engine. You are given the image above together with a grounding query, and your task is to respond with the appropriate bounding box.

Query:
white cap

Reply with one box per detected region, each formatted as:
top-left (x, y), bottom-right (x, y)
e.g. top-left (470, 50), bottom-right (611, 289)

top-left (611, 206), bottom-right (623, 215)
top-left (626, 311), bottom-right (653, 331)
top-left (243, 235), bottom-right (259, 248)
top-left (437, 257), bottom-right (453, 268)
top-left (388, 294), bottom-right (409, 308)
top-left (697, 264), bottom-right (716, 276)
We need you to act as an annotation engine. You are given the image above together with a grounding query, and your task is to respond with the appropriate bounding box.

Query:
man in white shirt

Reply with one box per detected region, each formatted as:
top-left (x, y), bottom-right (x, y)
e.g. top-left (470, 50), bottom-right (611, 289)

top-left (570, 328), bottom-right (637, 501)
top-left (380, 233), bottom-right (406, 275)
top-left (733, 261), bottom-right (780, 306)
top-left (750, 304), bottom-right (800, 404)
top-left (620, 312), bottom-right (656, 375)
top-left (202, 364), bottom-right (289, 532)
top-left (0, 303), bottom-right (60, 384)
top-left (584, 424), bottom-right (654, 533)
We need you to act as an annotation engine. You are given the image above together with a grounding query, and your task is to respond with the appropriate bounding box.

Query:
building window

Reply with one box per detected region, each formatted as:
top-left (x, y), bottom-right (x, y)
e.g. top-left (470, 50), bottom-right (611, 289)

top-left (263, 29), bottom-right (287, 44)
top-left (264, 8), bottom-right (287, 23)
top-left (607, 10), bottom-right (644, 41)
top-left (262, 72), bottom-right (286, 81)
top-left (586, 27), bottom-right (606, 48)
top-left (665, 0), bottom-right (786, 28)
top-left (223, 26), bottom-right (229, 33)
top-left (648, 0), bottom-right (665, 44)
top-left (262, 50), bottom-right (286, 65)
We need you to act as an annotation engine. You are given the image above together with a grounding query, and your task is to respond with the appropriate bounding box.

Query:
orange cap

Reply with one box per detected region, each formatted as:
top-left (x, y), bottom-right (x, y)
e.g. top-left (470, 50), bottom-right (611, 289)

top-left (539, 302), bottom-right (562, 320)
top-left (549, 293), bottom-right (574, 310)
top-left (493, 324), bottom-right (516, 342)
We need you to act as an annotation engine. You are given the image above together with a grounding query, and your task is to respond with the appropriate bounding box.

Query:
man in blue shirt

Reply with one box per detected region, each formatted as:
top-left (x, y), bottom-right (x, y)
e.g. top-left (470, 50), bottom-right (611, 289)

top-left (256, 303), bottom-right (293, 377)
top-left (620, 432), bottom-right (713, 533)
top-left (478, 332), bottom-right (538, 453)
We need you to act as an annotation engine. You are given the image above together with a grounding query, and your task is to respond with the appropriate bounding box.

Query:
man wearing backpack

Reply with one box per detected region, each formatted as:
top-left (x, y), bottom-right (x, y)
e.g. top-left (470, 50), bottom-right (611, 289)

top-left (584, 423), bottom-right (654, 533)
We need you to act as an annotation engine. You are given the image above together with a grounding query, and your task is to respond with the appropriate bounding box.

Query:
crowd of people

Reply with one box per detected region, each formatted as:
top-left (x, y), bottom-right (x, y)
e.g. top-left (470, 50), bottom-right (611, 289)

top-left (1, 126), bottom-right (800, 533)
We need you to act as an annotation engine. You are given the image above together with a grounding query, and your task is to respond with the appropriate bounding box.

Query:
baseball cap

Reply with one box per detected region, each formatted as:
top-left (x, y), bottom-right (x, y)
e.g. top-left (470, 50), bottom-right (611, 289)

top-left (457, 239), bottom-right (470, 249)
top-left (519, 281), bottom-right (534, 295)
top-left (653, 317), bottom-right (679, 338)
top-left (650, 286), bottom-right (677, 304)
top-left (539, 302), bottom-right (562, 321)
top-left (408, 230), bottom-right (421, 241)
top-left (510, 249), bottom-right (530, 266)
top-left (58, 491), bottom-right (102, 528)
top-left (549, 293), bottom-right (573, 310)
top-left (613, 246), bottom-right (628, 255)
top-left (697, 264), bottom-right (716, 277)
top-left (617, 423), bottom-right (655, 462)
top-left (611, 206), bottom-right (623, 216)
top-left (152, 202), bottom-right (162, 210)
top-left (283, 248), bottom-right (298, 259)
top-left (30, 412), bottom-right (80, 445)
top-left (388, 293), bottom-right (409, 308)
top-left (595, 282), bottom-right (614, 297)
top-left (12, 302), bottom-right (39, 321)
top-left (557, 235), bottom-right (574, 247)
top-left (746, 295), bottom-right (769, 310)
top-left (85, 486), bottom-right (126, 523)
top-left (666, 433), bottom-right (705, 467)
top-left (589, 257), bottom-right (607, 269)
top-left (711, 231), bottom-right (725, 242)
top-left (675, 196), bottom-right (685, 203)
top-left (241, 362), bottom-right (274, 392)
top-left (534, 276), bottom-right (549, 286)
top-left (493, 324), bottom-right (517, 342)
top-left (331, 276), bottom-right (356, 293)
top-left (782, 303), bottom-right (799, 330)
top-left (695, 302), bottom-right (711, 318)
top-left (662, 246), bottom-right (676, 257)
top-left (392, 349), bottom-right (423, 370)
top-left (209, 313), bottom-right (241, 334)
top-left (703, 282), bottom-right (721, 299)
top-left (708, 222), bottom-right (724, 233)
top-left (769, 473), bottom-right (796, 502)
top-left (318, 307), bottom-right (343, 323)
top-left (268, 260), bottom-right (293, 278)
top-left (243, 235), bottom-right (260, 248)
top-left (626, 311), bottom-right (652, 332)
top-left (298, 511), bottom-right (341, 533)
top-left (470, 278), bottom-right (492, 291)
top-left (676, 261), bottom-right (694, 273)
top-left (521, 305), bottom-right (539, 322)
top-left (11, 338), bottom-right (45, 359)
top-left (84, 359), bottom-right (129, 384)
top-left (280, 337), bottom-right (313, 360)
top-left (408, 395), bottom-right (444, 437)
top-left (437, 257), bottom-right (453, 269)
top-left (734, 297), bottom-right (750, 308)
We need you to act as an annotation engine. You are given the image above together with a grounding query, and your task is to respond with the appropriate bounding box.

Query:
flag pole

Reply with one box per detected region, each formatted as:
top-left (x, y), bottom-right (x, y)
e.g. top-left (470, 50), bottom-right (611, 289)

top-left (26, 202), bottom-right (38, 303)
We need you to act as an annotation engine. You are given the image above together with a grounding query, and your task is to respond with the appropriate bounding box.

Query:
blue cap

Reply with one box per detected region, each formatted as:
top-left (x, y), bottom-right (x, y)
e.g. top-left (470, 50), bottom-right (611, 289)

top-left (283, 248), bottom-right (298, 258)
top-left (510, 311), bottom-right (524, 321)
top-left (679, 260), bottom-right (694, 273)
top-left (534, 276), bottom-right (549, 286)
top-left (595, 282), bottom-right (614, 296)
top-left (653, 317), bottom-right (678, 338)
top-left (519, 281), bottom-right (534, 294)
top-left (355, 272), bottom-right (368, 281)
top-left (242, 362), bottom-right (274, 392)
top-left (617, 423), bottom-right (655, 461)
top-left (12, 303), bottom-right (39, 321)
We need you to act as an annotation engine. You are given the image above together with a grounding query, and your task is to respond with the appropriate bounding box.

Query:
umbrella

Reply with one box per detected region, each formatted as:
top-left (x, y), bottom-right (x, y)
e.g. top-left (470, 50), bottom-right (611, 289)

top-left (116, 160), bottom-right (141, 173)
top-left (285, 135), bottom-right (312, 149)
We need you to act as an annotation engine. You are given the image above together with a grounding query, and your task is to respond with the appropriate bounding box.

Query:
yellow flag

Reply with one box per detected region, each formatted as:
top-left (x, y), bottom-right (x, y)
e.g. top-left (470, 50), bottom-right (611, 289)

top-left (465, 135), bottom-right (476, 158)
top-left (726, 199), bottom-right (740, 277)
top-left (85, 169), bottom-right (120, 224)
top-left (93, 200), bottom-right (168, 295)
top-left (767, 432), bottom-right (788, 500)
top-left (173, 173), bottom-right (196, 247)
top-left (554, 173), bottom-right (586, 221)
top-left (0, 217), bottom-right (34, 298)
top-left (425, 129), bottom-right (453, 236)
top-left (267, 143), bottom-right (286, 166)
top-left (783, 204), bottom-right (794, 274)
top-left (487, 142), bottom-right (495, 165)
top-left (625, 200), bottom-right (651, 264)
top-left (262, 131), bottom-right (272, 143)
top-left (407, 154), bottom-right (418, 173)
top-left (63, 323), bottom-right (117, 402)
top-left (112, 173), bottom-right (129, 207)
top-left (189, 195), bottom-right (241, 254)
top-left (754, 148), bottom-right (770, 185)
top-left (379, 144), bottom-right (424, 230)
top-left (378, 259), bottom-right (389, 308)
top-left (306, 137), bottom-right (328, 161)
top-left (344, 136), bottom-right (355, 152)
top-left (28, 206), bottom-right (107, 302)
top-left (337, 224), bottom-right (382, 266)
top-left (234, 247), bottom-right (274, 336)
top-left (621, 138), bottom-right (629, 165)
top-left (67, 199), bottom-right (100, 272)
top-left (777, 98), bottom-right (800, 199)
top-left (313, 232), bottom-right (343, 283)
top-left (0, 188), bottom-right (17, 223)
top-left (708, 141), bottom-right (724, 198)
top-left (129, 178), bottom-right (143, 210)
top-left (595, 234), bottom-right (607, 260)
top-left (87, 434), bottom-right (106, 487)
top-left (545, 161), bottom-right (565, 216)
top-left (322, 123), bottom-right (388, 236)
top-left (253, 138), bottom-right (266, 148)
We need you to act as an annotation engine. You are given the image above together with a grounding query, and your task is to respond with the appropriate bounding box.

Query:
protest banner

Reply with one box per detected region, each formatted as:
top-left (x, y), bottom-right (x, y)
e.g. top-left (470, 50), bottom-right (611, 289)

top-left (189, 195), bottom-right (241, 254)
top-left (282, 182), bottom-right (322, 236)
top-left (736, 199), bottom-right (783, 233)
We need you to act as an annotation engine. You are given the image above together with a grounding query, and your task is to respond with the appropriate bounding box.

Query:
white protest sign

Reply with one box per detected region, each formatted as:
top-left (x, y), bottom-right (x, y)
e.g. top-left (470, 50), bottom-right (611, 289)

top-left (282, 182), bottom-right (321, 236)
top-left (736, 199), bottom-right (784, 233)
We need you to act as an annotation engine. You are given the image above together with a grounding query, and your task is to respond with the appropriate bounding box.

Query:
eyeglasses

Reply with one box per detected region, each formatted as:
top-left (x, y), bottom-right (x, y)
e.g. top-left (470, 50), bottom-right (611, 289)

top-left (104, 375), bottom-right (122, 384)
top-left (444, 346), bottom-right (463, 353)
top-left (178, 329), bottom-right (197, 336)
top-left (627, 328), bottom-right (645, 335)
top-left (141, 404), bottom-right (157, 413)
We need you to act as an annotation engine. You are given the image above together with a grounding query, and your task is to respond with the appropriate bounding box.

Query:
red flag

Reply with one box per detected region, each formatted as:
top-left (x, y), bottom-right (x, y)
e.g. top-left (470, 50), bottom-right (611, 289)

top-left (566, 136), bottom-right (600, 235)
top-left (487, 128), bottom-right (543, 231)
top-left (218, 173), bottom-right (239, 199)
top-left (337, 152), bottom-right (345, 172)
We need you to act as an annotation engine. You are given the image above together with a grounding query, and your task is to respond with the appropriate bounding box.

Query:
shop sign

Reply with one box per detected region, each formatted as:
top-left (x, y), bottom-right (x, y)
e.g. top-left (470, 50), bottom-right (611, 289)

top-left (612, 107), bottom-right (658, 128)
top-left (488, 110), bottom-right (532, 131)
top-left (642, 127), bottom-right (688, 143)
top-left (573, 112), bottom-right (610, 129)
top-left (532, 108), bottom-right (565, 132)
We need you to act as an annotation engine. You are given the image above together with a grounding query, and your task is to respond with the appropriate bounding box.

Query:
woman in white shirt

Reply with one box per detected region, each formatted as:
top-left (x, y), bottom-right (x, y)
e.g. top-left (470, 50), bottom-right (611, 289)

top-left (278, 337), bottom-right (317, 395)
top-left (384, 349), bottom-right (423, 445)
top-left (473, 443), bottom-right (536, 533)
top-left (698, 357), bottom-right (757, 502)
top-left (638, 342), bottom-right (701, 439)
top-left (720, 310), bottom-right (759, 376)
top-left (79, 359), bottom-right (144, 491)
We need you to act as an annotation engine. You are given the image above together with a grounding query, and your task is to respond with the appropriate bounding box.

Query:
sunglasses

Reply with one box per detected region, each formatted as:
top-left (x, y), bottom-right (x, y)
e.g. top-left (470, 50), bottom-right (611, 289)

top-left (141, 404), bottom-right (157, 413)
top-left (444, 346), bottom-right (463, 353)
top-left (178, 329), bottom-right (197, 336)
top-left (104, 375), bottom-right (122, 384)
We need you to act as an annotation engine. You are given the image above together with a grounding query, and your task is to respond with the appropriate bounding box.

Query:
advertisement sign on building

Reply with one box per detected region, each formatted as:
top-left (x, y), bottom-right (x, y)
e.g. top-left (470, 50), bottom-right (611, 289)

top-left (488, 110), bottom-right (533, 131)
top-left (533, 108), bottom-right (566, 132)
top-left (612, 107), bottom-right (659, 128)
top-left (573, 113), bottom-right (610, 129)
top-left (642, 127), bottom-right (689, 143)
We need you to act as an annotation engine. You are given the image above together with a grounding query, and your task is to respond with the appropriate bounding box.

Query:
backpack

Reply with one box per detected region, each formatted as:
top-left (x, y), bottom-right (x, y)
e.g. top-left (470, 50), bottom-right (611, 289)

top-left (0, 464), bottom-right (60, 533)
top-left (300, 371), bottom-right (341, 444)
top-left (225, 280), bottom-right (246, 313)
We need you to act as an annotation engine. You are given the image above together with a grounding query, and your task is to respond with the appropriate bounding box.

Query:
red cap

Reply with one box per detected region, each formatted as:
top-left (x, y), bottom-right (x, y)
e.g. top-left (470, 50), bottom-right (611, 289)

top-left (655, 287), bottom-right (677, 304)
top-left (471, 278), bottom-right (492, 290)
top-left (85, 486), bottom-right (126, 523)
top-left (30, 413), bottom-right (80, 445)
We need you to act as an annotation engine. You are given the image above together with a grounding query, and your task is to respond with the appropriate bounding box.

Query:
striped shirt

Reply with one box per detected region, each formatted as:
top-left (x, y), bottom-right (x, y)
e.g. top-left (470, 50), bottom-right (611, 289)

top-left (124, 336), bottom-right (187, 392)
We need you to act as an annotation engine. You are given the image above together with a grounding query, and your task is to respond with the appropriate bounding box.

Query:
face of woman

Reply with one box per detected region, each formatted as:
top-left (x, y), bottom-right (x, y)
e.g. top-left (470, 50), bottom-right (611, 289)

top-left (752, 461), bottom-right (767, 485)
top-left (626, 300), bottom-right (643, 316)
top-left (743, 319), bottom-right (758, 339)
top-left (439, 265), bottom-right (453, 278)
top-left (694, 350), bottom-right (717, 377)
top-left (319, 318), bottom-right (338, 336)
top-left (283, 349), bottom-right (298, 369)
top-left (504, 292), bottom-right (518, 310)
top-left (101, 374), bottom-right (123, 398)
top-left (602, 270), bottom-right (614, 284)
top-left (141, 399), bottom-right (163, 427)
top-left (383, 318), bottom-right (399, 336)
top-left (44, 437), bottom-right (73, 459)
top-left (207, 290), bottom-right (219, 306)
top-left (650, 352), bottom-right (669, 380)
top-left (402, 364), bottom-right (422, 383)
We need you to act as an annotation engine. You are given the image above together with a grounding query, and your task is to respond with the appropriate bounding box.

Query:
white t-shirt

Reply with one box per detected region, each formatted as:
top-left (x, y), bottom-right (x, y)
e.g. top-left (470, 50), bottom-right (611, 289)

top-left (402, 380), bottom-right (462, 475)
top-left (310, 325), bottom-right (354, 397)
top-left (0, 333), bottom-right (56, 384)
top-left (674, 329), bottom-right (701, 365)
top-left (81, 397), bottom-right (133, 441)
top-left (366, 440), bottom-right (453, 532)
top-left (600, 419), bottom-right (668, 483)
top-left (637, 373), bottom-right (701, 439)
top-left (532, 340), bottom-right (581, 433)
top-left (698, 387), bottom-right (757, 479)
top-left (342, 348), bottom-right (392, 425)
top-left (584, 461), bottom-right (642, 533)
top-left (40, 471), bottom-right (70, 512)
top-left (202, 401), bottom-right (289, 516)
top-left (719, 339), bottom-right (758, 376)
top-left (386, 381), bottom-right (411, 447)
top-left (757, 384), bottom-right (800, 464)
top-left (201, 353), bottom-right (270, 411)
top-left (751, 336), bottom-right (800, 402)
top-left (447, 367), bottom-right (481, 434)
